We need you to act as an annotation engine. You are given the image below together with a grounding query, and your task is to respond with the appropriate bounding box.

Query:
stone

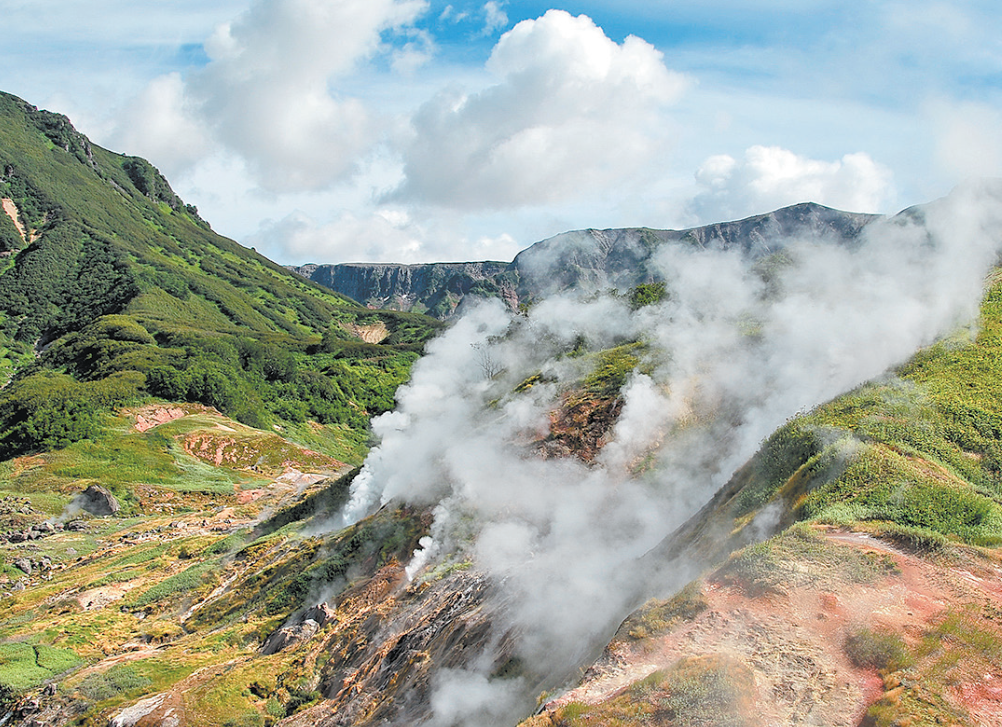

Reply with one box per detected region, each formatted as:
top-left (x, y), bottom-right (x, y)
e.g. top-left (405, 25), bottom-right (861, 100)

top-left (13, 557), bottom-right (31, 575)
top-left (75, 485), bottom-right (120, 516)
top-left (260, 619), bottom-right (319, 655)
top-left (303, 602), bottom-right (336, 627)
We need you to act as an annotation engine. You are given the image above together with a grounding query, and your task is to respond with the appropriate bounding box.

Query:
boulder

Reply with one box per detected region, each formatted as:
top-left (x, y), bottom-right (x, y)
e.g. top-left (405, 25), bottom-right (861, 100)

top-left (303, 602), bottom-right (336, 627)
top-left (260, 619), bottom-right (319, 655)
top-left (13, 557), bottom-right (31, 575)
top-left (76, 485), bottom-right (120, 516)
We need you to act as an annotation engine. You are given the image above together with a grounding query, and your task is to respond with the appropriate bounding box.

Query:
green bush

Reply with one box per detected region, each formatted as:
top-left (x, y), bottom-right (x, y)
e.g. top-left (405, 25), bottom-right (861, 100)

top-left (844, 628), bottom-right (913, 672)
top-left (0, 643), bottom-right (50, 691)
top-left (628, 281), bottom-right (667, 309)
top-left (0, 642), bottom-right (81, 692)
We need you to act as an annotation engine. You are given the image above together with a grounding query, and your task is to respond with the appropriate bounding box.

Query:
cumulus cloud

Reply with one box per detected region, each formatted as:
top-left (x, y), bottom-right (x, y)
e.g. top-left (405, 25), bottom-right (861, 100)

top-left (113, 73), bottom-right (211, 177)
top-left (689, 145), bottom-right (894, 222)
top-left (388, 10), bottom-right (689, 209)
top-left (249, 206), bottom-right (523, 264)
top-left (111, 0), bottom-right (427, 192)
top-left (249, 209), bottom-right (424, 263)
top-left (391, 29), bottom-right (436, 76)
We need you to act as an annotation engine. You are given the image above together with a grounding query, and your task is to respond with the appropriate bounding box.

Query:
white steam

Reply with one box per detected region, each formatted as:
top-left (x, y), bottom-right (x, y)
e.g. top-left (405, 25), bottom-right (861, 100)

top-left (335, 181), bottom-right (1002, 725)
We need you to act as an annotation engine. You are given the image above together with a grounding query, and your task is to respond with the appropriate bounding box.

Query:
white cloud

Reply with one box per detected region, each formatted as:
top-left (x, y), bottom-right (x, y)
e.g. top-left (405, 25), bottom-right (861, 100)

top-left (438, 4), bottom-right (467, 23)
top-left (111, 0), bottom-right (428, 193)
top-left (931, 100), bottom-right (1002, 182)
top-left (389, 10), bottom-right (689, 210)
top-left (689, 145), bottom-right (894, 221)
top-left (391, 29), bottom-right (436, 76)
top-left (113, 73), bottom-right (211, 177)
top-left (481, 1), bottom-right (508, 35)
top-left (247, 206), bottom-right (522, 264)
top-left (251, 209), bottom-right (425, 263)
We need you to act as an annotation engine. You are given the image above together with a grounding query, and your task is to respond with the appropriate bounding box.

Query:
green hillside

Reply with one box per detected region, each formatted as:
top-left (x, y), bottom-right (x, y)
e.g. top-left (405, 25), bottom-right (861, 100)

top-left (0, 91), bottom-right (442, 461)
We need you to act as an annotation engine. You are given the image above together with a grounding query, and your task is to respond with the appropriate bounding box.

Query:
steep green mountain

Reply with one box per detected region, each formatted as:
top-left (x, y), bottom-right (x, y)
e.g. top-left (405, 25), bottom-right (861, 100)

top-left (0, 90), bottom-right (442, 461)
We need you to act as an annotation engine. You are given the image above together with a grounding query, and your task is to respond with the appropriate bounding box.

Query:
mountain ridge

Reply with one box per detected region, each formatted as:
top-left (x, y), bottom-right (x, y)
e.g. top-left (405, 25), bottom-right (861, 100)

top-left (290, 202), bottom-right (878, 317)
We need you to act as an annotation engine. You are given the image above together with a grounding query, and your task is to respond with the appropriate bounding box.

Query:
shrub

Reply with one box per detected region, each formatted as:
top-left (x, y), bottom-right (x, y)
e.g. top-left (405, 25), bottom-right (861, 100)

top-left (844, 628), bottom-right (912, 672)
top-left (621, 582), bottom-right (708, 640)
top-left (0, 643), bottom-right (81, 692)
top-left (628, 281), bottom-right (667, 309)
top-left (130, 559), bottom-right (218, 608)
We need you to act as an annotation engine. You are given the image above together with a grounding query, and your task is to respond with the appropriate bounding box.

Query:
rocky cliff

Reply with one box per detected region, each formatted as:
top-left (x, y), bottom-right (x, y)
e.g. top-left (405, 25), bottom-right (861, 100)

top-left (289, 261), bottom-right (512, 318)
top-left (291, 203), bottom-right (878, 317)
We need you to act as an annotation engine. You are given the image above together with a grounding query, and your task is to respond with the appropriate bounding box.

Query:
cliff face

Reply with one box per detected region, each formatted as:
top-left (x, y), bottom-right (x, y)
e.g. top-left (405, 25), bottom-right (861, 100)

top-left (290, 261), bottom-right (512, 318)
top-left (291, 203), bottom-right (878, 317)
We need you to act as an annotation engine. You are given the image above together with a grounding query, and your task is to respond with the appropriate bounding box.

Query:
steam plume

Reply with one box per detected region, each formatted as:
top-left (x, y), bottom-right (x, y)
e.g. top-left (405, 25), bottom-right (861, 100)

top-left (335, 181), bottom-right (1002, 725)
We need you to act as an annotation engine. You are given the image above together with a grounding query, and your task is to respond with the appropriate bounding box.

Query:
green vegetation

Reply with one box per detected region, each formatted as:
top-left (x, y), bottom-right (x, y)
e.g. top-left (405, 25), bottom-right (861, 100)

top-left (77, 663), bottom-right (151, 701)
top-left (580, 342), bottom-right (645, 395)
top-left (529, 655), bottom-right (758, 727)
top-left (627, 281), bottom-right (667, 309)
top-left (0, 92), bottom-right (444, 718)
top-left (0, 90), bottom-right (441, 460)
top-left (129, 558), bottom-right (219, 608)
top-left (844, 627), bottom-right (913, 672)
top-left (716, 523), bottom-right (898, 596)
top-left (618, 582), bottom-right (708, 641)
top-left (858, 606), bottom-right (999, 727)
top-left (723, 275), bottom-right (1002, 548)
top-left (0, 642), bottom-right (81, 691)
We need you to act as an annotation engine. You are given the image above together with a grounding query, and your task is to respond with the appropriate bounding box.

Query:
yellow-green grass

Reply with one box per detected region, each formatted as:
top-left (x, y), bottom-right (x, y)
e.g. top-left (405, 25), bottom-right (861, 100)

top-left (0, 641), bottom-right (81, 691)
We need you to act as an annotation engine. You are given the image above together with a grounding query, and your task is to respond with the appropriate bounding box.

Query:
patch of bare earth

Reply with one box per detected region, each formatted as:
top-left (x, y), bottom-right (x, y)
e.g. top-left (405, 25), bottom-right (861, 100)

top-left (533, 392), bottom-right (624, 462)
top-left (539, 527), bottom-right (1002, 726)
top-left (133, 405), bottom-right (189, 432)
top-left (2, 197), bottom-right (26, 241)
top-left (180, 430), bottom-right (343, 474)
top-left (347, 321), bottom-right (389, 343)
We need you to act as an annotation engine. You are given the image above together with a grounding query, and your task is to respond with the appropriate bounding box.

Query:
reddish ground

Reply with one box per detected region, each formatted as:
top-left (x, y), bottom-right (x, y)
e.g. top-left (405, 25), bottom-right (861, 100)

top-left (541, 527), bottom-right (1002, 726)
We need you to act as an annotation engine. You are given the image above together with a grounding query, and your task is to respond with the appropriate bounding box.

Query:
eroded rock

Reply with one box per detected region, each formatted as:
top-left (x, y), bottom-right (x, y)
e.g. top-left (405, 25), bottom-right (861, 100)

top-left (261, 619), bottom-right (320, 655)
top-left (75, 485), bottom-right (120, 516)
top-left (303, 602), bottom-right (336, 627)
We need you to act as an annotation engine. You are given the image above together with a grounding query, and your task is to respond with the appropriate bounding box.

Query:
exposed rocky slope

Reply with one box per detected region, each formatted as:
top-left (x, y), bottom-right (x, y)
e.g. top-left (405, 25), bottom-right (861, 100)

top-left (526, 525), bottom-right (1002, 727)
top-left (291, 203), bottom-right (877, 317)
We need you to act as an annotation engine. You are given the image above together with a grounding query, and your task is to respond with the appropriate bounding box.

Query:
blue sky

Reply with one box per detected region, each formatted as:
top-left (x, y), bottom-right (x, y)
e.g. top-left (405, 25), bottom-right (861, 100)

top-left (2, 0), bottom-right (1001, 264)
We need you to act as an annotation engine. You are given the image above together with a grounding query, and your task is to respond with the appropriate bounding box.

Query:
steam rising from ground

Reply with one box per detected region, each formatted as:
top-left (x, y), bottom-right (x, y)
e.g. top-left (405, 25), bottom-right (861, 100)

top-left (336, 181), bottom-right (1002, 725)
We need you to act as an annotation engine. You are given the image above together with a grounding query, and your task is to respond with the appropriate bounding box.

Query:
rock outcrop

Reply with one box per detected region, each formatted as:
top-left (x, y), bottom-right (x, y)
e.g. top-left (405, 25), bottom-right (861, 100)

top-left (74, 484), bottom-right (120, 516)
